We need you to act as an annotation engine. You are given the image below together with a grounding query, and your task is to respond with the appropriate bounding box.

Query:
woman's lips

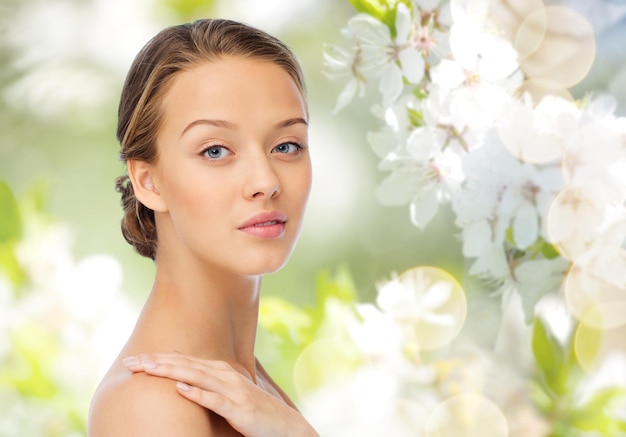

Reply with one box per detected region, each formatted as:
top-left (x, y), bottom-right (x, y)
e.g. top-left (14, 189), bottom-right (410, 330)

top-left (238, 211), bottom-right (287, 239)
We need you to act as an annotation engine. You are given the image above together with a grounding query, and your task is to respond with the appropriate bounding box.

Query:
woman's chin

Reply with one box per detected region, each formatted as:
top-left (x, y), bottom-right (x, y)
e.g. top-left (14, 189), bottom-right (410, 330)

top-left (244, 259), bottom-right (289, 276)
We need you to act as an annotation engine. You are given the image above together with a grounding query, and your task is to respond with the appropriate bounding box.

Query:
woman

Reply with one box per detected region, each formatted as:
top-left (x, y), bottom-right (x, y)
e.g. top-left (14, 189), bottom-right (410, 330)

top-left (88, 18), bottom-right (318, 436)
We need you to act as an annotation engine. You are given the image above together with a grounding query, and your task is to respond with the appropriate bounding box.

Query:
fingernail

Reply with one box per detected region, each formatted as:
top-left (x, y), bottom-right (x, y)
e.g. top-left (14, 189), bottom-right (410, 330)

top-left (123, 356), bottom-right (140, 367)
top-left (176, 381), bottom-right (190, 392)
top-left (142, 360), bottom-right (158, 370)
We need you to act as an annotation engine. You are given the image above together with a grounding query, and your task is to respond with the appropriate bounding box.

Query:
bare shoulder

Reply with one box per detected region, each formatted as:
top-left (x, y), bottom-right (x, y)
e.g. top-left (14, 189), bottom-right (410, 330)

top-left (88, 368), bottom-right (230, 437)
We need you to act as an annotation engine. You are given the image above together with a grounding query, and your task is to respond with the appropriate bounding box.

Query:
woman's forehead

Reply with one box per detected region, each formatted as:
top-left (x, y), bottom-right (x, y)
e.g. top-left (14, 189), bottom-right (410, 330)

top-left (156, 58), bottom-right (307, 143)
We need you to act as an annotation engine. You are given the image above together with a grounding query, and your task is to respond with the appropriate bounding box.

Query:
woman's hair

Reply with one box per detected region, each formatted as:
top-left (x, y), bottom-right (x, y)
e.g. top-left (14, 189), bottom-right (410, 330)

top-left (114, 19), bottom-right (306, 260)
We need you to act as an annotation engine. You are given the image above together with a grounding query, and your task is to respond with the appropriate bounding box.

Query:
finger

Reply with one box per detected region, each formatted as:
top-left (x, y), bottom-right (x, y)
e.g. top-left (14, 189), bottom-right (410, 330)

top-left (131, 359), bottom-right (250, 402)
top-left (133, 352), bottom-right (208, 369)
top-left (176, 381), bottom-right (235, 415)
top-left (122, 353), bottom-right (256, 403)
top-left (138, 360), bottom-right (239, 388)
top-left (150, 364), bottom-right (231, 393)
top-left (175, 382), bottom-right (258, 435)
top-left (122, 356), bottom-right (144, 372)
top-left (124, 353), bottom-right (233, 373)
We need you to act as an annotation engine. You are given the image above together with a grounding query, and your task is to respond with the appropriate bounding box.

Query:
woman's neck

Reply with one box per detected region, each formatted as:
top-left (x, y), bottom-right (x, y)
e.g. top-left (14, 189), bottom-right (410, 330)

top-left (126, 253), bottom-right (262, 380)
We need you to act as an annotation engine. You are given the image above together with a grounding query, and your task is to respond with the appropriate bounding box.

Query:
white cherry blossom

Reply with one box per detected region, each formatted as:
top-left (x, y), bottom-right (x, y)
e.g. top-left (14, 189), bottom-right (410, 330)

top-left (377, 271), bottom-right (455, 326)
top-left (507, 258), bottom-right (571, 323)
top-left (347, 303), bottom-right (404, 362)
top-left (323, 44), bottom-right (366, 114)
top-left (376, 140), bottom-right (463, 229)
top-left (563, 118), bottom-right (624, 191)
top-left (374, 267), bottom-right (467, 352)
top-left (322, 1), bottom-right (626, 433)
top-left (497, 93), bottom-right (581, 163)
top-left (429, 1), bottom-right (521, 131)
top-left (325, 3), bottom-right (428, 110)
top-left (498, 163), bottom-right (564, 250)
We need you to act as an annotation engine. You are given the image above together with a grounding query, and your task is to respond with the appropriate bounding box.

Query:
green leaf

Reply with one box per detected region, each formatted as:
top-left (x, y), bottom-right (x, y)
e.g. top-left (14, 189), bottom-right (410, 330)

top-left (259, 296), bottom-right (312, 345)
top-left (257, 297), bottom-right (313, 399)
top-left (412, 86), bottom-right (428, 100)
top-left (531, 317), bottom-right (569, 396)
top-left (572, 387), bottom-right (626, 433)
top-left (524, 235), bottom-right (560, 260)
top-left (0, 181), bottom-right (25, 287)
top-left (0, 181), bottom-right (21, 244)
top-left (348, 0), bottom-right (412, 36)
top-left (0, 324), bottom-right (58, 398)
top-left (348, 0), bottom-right (387, 20)
top-left (257, 267), bottom-right (361, 400)
top-left (407, 107), bottom-right (424, 127)
top-left (539, 240), bottom-right (560, 259)
top-left (505, 226), bottom-right (515, 246)
top-left (315, 265), bottom-right (358, 305)
top-left (19, 180), bottom-right (48, 216)
top-left (0, 243), bottom-right (25, 288)
top-left (160, 0), bottom-right (217, 21)
top-left (528, 380), bottom-right (554, 412)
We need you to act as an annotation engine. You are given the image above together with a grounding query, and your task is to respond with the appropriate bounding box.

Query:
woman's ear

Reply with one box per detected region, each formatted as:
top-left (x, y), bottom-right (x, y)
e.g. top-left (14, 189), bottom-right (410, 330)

top-left (127, 159), bottom-right (168, 212)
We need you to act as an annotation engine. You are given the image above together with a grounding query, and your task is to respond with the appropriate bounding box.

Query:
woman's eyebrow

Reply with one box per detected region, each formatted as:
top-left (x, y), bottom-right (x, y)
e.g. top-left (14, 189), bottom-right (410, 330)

top-left (275, 117), bottom-right (308, 128)
top-left (180, 117), bottom-right (308, 137)
top-left (180, 119), bottom-right (234, 137)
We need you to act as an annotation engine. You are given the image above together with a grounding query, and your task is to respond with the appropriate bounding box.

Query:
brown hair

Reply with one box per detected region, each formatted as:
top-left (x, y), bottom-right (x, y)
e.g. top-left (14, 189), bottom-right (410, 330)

top-left (114, 19), bottom-right (306, 260)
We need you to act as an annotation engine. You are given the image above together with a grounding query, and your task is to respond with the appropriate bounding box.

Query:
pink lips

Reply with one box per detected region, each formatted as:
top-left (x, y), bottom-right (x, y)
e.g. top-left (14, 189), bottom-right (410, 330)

top-left (238, 211), bottom-right (287, 239)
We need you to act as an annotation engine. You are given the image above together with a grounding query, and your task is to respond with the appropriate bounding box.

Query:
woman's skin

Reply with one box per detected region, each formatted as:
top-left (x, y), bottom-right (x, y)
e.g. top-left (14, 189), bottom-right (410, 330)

top-left (88, 56), bottom-right (316, 437)
top-left (122, 352), bottom-right (311, 436)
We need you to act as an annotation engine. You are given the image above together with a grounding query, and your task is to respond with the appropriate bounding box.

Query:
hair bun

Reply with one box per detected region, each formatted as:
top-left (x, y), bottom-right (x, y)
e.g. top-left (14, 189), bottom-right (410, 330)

top-left (115, 175), bottom-right (131, 194)
top-left (114, 174), bottom-right (158, 260)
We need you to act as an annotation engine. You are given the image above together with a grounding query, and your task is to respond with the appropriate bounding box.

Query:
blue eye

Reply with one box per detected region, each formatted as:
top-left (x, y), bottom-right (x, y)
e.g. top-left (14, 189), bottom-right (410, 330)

top-left (272, 142), bottom-right (304, 154)
top-left (202, 146), bottom-right (232, 159)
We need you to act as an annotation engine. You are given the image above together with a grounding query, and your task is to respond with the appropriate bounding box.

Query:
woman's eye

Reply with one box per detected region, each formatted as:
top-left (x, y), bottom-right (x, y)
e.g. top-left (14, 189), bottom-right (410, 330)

top-left (272, 142), bottom-right (303, 154)
top-left (202, 146), bottom-right (232, 159)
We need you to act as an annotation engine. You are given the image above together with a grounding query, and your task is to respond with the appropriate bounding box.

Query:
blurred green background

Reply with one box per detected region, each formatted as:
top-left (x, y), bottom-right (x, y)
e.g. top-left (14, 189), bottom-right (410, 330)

top-left (2, 0), bottom-right (624, 306)
top-left (0, 2), bottom-right (465, 430)
top-left (1, 0), bottom-right (625, 435)
top-left (0, 0), bottom-right (467, 309)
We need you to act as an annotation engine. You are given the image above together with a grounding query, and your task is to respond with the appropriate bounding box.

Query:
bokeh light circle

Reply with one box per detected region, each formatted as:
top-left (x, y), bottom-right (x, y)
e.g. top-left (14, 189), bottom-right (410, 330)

top-left (517, 6), bottom-right (596, 88)
top-left (426, 394), bottom-right (508, 437)
top-left (391, 266), bottom-right (467, 351)
top-left (546, 186), bottom-right (605, 261)
top-left (517, 78), bottom-right (573, 107)
top-left (575, 322), bottom-right (626, 373)
top-left (489, 0), bottom-right (545, 50)
top-left (514, 5), bottom-right (547, 59)
top-left (564, 246), bottom-right (626, 330)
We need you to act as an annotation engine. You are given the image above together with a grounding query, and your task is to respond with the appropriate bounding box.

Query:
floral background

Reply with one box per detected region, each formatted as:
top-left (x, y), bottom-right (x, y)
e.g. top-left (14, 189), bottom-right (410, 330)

top-left (1, 0), bottom-right (626, 436)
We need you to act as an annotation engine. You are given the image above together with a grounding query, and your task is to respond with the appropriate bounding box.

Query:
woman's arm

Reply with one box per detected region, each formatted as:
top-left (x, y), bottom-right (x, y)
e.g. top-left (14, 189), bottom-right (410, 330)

top-left (123, 353), bottom-right (319, 437)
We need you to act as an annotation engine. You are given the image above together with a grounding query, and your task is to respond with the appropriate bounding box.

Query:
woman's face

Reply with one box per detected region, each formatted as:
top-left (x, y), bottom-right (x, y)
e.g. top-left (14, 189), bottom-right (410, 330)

top-left (149, 57), bottom-right (311, 275)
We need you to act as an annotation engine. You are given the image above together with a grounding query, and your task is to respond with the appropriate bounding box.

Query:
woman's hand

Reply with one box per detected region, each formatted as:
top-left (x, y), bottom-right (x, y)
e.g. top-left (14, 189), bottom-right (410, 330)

top-left (123, 352), bottom-right (318, 437)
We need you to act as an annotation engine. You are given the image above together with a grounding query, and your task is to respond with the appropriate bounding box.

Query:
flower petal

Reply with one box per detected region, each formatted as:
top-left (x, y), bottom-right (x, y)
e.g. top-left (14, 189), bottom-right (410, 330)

top-left (430, 59), bottom-right (465, 88)
top-left (379, 63), bottom-right (404, 106)
top-left (395, 3), bottom-right (412, 43)
top-left (406, 127), bottom-right (436, 160)
top-left (513, 201), bottom-right (538, 250)
top-left (410, 189), bottom-right (439, 229)
top-left (421, 281), bottom-right (453, 310)
top-left (348, 14), bottom-right (390, 45)
top-left (462, 220), bottom-right (491, 257)
top-left (376, 170), bottom-right (419, 206)
top-left (398, 48), bottom-right (425, 83)
top-left (333, 77), bottom-right (358, 114)
top-left (376, 278), bottom-right (408, 312)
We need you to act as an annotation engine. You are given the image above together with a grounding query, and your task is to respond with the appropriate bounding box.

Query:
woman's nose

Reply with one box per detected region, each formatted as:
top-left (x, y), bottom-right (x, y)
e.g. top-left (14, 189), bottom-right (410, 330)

top-left (243, 154), bottom-right (281, 200)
